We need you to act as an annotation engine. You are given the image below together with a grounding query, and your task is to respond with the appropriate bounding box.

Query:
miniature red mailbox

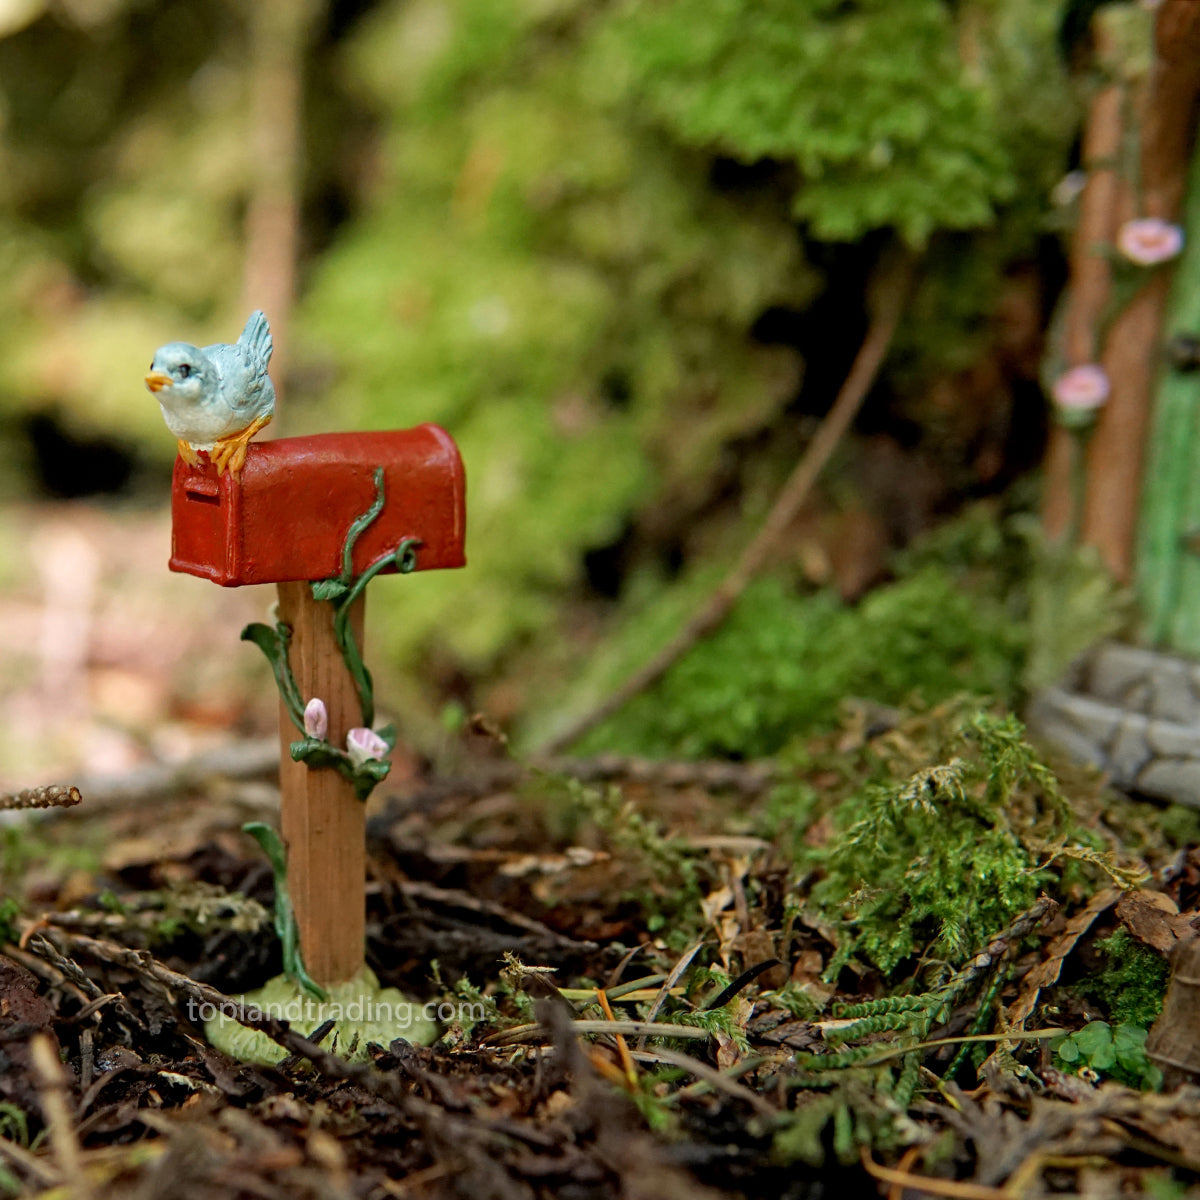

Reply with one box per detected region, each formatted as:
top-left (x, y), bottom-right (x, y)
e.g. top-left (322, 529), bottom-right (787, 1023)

top-left (168, 423), bottom-right (466, 991)
top-left (170, 424), bottom-right (466, 586)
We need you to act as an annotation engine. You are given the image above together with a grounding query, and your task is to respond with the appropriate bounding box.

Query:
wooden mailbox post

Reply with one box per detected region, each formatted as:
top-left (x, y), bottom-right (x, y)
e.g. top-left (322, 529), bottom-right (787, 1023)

top-left (170, 426), bottom-right (465, 988)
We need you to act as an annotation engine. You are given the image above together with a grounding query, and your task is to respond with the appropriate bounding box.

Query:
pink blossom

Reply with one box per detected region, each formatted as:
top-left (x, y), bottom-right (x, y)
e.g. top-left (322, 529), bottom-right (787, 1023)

top-left (1116, 218), bottom-right (1184, 266)
top-left (303, 698), bottom-right (328, 740)
top-left (1052, 365), bottom-right (1110, 411)
top-left (346, 727), bottom-right (389, 767)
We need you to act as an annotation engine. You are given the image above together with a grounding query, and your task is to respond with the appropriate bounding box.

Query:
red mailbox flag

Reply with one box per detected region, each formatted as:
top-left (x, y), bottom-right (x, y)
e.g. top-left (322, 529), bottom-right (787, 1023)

top-left (170, 425), bottom-right (466, 586)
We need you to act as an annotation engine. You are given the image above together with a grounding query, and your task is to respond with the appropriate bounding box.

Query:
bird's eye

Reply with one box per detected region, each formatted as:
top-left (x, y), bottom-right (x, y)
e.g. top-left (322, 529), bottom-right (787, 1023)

top-left (178, 364), bottom-right (192, 379)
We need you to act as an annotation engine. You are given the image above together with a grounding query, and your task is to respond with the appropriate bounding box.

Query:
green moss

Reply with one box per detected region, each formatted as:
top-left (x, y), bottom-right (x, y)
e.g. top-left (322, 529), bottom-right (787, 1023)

top-left (582, 564), bottom-right (1025, 760)
top-left (806, 711), bottom-right (1078, 976)
top-left (1084, 928), bottom-right (1169, 1029)
top-left (1158, 805), bottom-right (1200, 849)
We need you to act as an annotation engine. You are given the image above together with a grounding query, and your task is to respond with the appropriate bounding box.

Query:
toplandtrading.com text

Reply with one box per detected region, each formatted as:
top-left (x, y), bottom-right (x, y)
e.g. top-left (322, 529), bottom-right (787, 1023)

top-left (188, 998), bottom-right (486, 1027)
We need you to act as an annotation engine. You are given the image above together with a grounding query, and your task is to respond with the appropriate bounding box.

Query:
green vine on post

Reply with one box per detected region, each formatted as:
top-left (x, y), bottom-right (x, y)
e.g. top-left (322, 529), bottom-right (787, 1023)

top-left (241, 466), bottom-right (422, 803)
top-left (241, 620), bottom-right (307, 733)
top-left (242, 821), bottom-right (326, 1001)
top-left (311, 467), bottom-right (422, 728)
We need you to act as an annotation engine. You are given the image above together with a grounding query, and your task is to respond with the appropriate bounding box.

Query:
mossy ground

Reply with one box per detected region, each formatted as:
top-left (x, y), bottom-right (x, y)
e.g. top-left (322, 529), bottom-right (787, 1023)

top-left (1, 671), bottom-right (1195, 1194)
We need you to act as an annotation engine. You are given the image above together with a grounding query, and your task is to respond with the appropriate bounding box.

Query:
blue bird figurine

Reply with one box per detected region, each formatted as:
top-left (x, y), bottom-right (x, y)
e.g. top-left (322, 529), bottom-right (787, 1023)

top-left (145, 310), bottom-right (276, 477)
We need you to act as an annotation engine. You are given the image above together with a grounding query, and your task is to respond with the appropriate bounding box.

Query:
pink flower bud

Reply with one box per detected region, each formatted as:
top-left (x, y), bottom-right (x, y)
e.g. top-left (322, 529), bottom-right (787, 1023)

top-left (1116, 218), bottom-right (1184, 266)
top-left (1052, 364), bottom-right (1110, 411)
top-left (303, 698), bottom-right (328, 740)
top-left (346, 726), bottom-right (389, 767)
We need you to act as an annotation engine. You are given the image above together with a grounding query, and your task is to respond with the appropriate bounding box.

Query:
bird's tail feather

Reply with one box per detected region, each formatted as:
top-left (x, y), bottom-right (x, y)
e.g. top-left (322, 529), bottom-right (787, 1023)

top-left (239, 310), bottom-right (273, 368)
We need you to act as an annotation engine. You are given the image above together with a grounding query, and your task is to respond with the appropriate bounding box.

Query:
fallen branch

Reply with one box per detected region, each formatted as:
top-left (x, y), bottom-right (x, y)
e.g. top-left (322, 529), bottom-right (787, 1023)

top-left (542, 250), bottom-right (916, 754)
top-left (0, 785), bottom-right (81, 811)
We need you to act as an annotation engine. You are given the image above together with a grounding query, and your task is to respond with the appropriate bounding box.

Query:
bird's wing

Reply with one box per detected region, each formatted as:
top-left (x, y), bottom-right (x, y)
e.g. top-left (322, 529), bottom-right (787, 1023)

top-left (237, 310), bottom-right (274, 374)
top-left (205, 332), bottom-right (276, 418)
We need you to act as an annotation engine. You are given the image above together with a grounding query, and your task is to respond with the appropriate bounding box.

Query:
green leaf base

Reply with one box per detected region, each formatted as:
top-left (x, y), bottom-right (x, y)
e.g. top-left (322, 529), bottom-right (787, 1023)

top-left (204, 967), bottom-right (438, 1065)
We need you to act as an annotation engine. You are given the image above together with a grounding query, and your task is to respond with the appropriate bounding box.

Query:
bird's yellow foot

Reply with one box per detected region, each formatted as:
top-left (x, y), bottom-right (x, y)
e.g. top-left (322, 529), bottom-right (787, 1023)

top-left (177, 439), bottom-right (202, 467)
top-left (210, 412), bottom-right (273, 477)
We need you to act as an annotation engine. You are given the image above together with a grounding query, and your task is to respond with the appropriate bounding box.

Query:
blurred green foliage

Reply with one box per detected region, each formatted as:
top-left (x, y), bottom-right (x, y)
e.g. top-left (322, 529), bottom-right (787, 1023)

top-left (300, 0), bottom-right (1073, 674)
top-left (600, 0), bottom-right (1016, 245)
top-left (0, 0), bottom-right (1077, 719)
top-left (0, 2), bottom-right (252, 449)
top-left (581, 505), bottom-right (1030, 759)
top-left (585, 567), bottom-right (1025, 759)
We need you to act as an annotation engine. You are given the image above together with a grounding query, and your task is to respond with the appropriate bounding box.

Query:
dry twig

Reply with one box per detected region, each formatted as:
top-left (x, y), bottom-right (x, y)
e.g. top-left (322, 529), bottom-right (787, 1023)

top-left (29, 1034), bottom-right (90, 1200)
top-left (0, 785), bottom-right (81, 811)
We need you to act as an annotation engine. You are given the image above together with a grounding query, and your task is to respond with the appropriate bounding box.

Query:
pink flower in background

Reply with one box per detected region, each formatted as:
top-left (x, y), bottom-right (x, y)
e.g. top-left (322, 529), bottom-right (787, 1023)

top-left (1052, 365), bottom-right (1110, 411)
top-left (303, 697), bottom-right (328, 740)
top-left (1116, 218), bottom-right (1184, 266)
top-left (346, 727), bottom-right (389, 766)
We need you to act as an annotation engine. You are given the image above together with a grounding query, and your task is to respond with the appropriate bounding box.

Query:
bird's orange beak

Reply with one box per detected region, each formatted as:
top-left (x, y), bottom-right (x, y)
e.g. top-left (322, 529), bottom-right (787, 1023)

top-left (145, 371), bottom-right (173, 394)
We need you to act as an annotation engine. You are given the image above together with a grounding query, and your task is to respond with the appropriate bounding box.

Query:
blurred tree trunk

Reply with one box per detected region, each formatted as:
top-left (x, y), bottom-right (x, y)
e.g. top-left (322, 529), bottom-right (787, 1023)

top-left (241, 0), bottom-right (319, 409)
top-left (1079, 2), bottom-right (1200, 580)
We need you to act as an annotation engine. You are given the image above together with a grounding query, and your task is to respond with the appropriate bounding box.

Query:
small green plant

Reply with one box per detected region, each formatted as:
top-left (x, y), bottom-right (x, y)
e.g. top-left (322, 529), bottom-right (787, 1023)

top-left (676, 1003), bottom-right (750, 1053)
top-left (451, 975), bottom-right (505, 1037)
top-left (793, 924), bottom-right (1013, 1108)
top-left (629, 1068), bottom-right (685, 1134)
top-left (1052, 1021), bottom-right (1162, 1091)
top-left (772, 1071), bottom-right (902, 1167)
top-left (761, 981), bottom-right (824, 1021)
top-left (97, 889), bottom-right (128, 915)
top-left (0, 1102), bottom-right (29, 1147)
top-left (0, 897), bottom-right (19, 946)
top-left (568, 779), bottom-right (709, 940)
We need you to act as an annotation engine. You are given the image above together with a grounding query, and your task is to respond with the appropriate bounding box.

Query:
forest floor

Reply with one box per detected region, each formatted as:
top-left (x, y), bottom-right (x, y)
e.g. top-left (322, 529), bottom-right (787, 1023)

top-left (2, 500), bottom-right (1200, 1198)
top-left (3, 705), bottom-right (1200, 1199)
